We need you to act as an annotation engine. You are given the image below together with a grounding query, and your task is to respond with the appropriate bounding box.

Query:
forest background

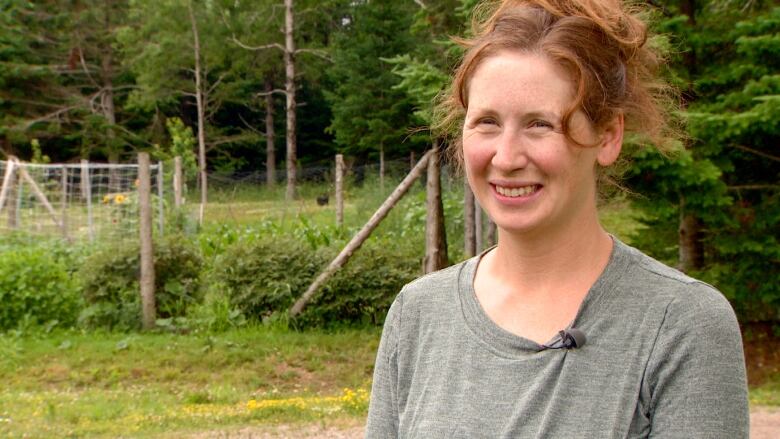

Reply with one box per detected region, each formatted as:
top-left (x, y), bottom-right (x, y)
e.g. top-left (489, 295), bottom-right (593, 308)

top-left (1, 0), bottom-right (779, 435)
top-left (0, 0), bottom-right (778, 323)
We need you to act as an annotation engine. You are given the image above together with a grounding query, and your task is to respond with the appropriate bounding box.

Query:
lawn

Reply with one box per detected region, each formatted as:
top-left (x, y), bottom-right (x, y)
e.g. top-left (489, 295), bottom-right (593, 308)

top-left (1, 326), bottom-right (779, 437)
top-left (0, 327), bottom-right (379, 437)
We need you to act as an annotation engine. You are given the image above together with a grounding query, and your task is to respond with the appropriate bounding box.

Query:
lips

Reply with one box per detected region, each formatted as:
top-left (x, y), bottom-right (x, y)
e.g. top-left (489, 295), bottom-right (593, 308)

top-left (493, 184), bottom-right (541, 198)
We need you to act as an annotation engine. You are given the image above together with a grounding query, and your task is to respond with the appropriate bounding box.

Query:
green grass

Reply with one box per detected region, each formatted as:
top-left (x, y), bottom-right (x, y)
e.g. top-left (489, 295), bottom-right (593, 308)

top-left (0, 327), bottom-right (379, 437)
top-left (750, 377), bottom-right (780, 407)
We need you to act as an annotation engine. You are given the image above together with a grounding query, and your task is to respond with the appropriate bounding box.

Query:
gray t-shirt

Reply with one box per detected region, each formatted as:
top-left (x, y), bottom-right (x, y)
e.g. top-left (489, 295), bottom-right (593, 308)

top-left (365, 239), bottom-right (748, 438)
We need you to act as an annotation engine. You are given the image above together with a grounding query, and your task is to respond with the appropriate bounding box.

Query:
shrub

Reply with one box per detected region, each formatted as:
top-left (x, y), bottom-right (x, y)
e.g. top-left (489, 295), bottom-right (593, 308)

top-left (77, 235), bottom-right (203, 330)
top-left (0, 247), bottom-right (81, 331)
top-left (302, 240), bottom-right (420, 327)
top-left (211, 237), bottom-right (326, 321)
top-left (210, 235), bottom-right (421, 327)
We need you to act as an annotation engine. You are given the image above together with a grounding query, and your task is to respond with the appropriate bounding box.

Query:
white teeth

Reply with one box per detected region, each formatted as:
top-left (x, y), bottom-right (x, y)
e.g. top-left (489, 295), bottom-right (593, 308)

top-left (495, 185), bottom-right (537, 197)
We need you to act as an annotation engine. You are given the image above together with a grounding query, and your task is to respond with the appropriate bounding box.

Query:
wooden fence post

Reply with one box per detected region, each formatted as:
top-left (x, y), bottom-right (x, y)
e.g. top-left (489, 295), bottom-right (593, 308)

top-left (289, 148), bottom-right (435, 317)
top-left (138, 153), bottom-right (156, 330)
top-left (81, 159), bottom-right (94, 242)
top-left (0, 159), bottom-right (16, 215)
top-left (6, 170), bottom-right (18, 229)
top-left (425, 146), bottom-right (448, 273)
top-left (475, 200), bottom-right (483, 253)
top-left (61, 166), bottom-right (68, 239)
top-left (464, 182), bottom-right (476, 258)
top-left (173, 156), bottom-right (183, 208)
top-left (335, 154), bottom-right (344, 227)
top-left (486, 219), bottom-right (497, 248)
top-left (157, 161), bottom-right (164, 235)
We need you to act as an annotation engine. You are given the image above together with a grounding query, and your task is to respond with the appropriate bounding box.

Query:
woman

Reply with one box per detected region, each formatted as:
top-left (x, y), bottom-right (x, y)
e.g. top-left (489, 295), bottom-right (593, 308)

top-left (365, 0), bottom-right (749, 438)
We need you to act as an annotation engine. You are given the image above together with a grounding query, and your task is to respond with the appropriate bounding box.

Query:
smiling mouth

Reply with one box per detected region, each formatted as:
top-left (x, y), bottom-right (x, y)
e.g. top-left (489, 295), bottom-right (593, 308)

top-left (494, 184), bottom-right (541, 198)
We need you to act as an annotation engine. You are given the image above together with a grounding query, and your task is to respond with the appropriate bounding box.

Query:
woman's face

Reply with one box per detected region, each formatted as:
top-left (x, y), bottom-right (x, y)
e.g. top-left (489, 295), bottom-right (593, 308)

top-left (462, 51), bottom-right (619, 237)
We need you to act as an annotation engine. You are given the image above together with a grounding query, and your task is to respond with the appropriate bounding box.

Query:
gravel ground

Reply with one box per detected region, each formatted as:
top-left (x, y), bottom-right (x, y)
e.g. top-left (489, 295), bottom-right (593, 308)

top-left (188, 406), bottom-right (780, 438)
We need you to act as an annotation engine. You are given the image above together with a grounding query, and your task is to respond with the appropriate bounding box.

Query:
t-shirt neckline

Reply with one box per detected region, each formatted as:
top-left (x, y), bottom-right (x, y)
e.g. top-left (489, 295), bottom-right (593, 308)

top-left (457, 237), bottom-right (633, 357)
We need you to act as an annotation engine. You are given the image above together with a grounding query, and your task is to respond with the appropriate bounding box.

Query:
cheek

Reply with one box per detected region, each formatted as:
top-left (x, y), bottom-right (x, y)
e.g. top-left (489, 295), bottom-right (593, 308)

top-left (462, 136), bottom-right (494, 176)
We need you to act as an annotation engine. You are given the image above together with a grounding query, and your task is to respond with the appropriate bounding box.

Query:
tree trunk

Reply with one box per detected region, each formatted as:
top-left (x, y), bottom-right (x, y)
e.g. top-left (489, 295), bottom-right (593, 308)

top-left (678, 196), bottom-right (704, 273)
top-left (284, 0), bottom-right (297, 200)
top-left (425, 145), bottom-right (448, 273)
top-left (101, 2), bottom-right (120, 192)
top-left (379, 144), bottom-right (385, 192)
top-left (188, 1), bottom-right (208, 224)
top-left (264, 76), bottom-right (276, 187)
top-left (335, 154), bottom-right (344, 227)
top-left (173, 156), bottom-right (183, 208)
top-left (464, 182), bottom-right (476, 257)
top-left (676, 1), bottom-right (703, 274)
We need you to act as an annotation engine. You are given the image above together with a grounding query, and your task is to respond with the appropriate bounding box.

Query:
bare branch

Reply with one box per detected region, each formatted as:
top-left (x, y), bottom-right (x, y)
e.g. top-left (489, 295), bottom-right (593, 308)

top-left (22, 105), bottom-right (82, 129)
top-left (206, 73), bottom-right (228, 95)
top-left (232, 36), bottom-right (284, 52)
top-left (77, 44), bottom-right (100, 88)
top-left (238, 113), bottom-right (266, 137)
top-left (733, 144), bottom-right (780, 163)
top-left (205, 133), bottom-right (261, 151)
top-left (255, 89), bottom-right (287, 97)
top-left (295, 48), bottom-right (331, 62)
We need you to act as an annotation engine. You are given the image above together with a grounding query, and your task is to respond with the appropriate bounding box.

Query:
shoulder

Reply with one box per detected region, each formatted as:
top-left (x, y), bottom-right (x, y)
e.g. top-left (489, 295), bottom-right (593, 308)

top-left (617, 241), bottom-right (737, 329)
top-left (382, 259), bottom-right (471, 331)
top-left (396, 259), bottom-right (469, 307)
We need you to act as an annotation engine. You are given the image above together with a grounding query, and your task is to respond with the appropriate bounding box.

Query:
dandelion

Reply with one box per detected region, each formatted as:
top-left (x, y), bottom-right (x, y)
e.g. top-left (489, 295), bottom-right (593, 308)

top-left (102, 195), bottom-right (111, 204)
top-left (114, 194), bottom-right (127, 204)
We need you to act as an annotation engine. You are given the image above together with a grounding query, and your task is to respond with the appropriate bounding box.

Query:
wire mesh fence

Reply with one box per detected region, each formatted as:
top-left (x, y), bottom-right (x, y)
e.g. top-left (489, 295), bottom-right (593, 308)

top-left (0, 156), bottom-right (462, 242)
top-left (0, 160), bottom-right (164, 242)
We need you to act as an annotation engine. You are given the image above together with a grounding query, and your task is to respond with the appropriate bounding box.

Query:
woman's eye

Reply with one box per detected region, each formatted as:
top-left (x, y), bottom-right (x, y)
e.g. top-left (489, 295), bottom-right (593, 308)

top-left (529, 120), bottom-right (553, 129)
top-left (477, 117), bottom-right (498, 126)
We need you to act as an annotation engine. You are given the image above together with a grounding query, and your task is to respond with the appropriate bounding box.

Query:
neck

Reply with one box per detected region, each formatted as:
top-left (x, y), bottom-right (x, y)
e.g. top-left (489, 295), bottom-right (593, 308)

top-left (487, 212), bottom-right (613, 297)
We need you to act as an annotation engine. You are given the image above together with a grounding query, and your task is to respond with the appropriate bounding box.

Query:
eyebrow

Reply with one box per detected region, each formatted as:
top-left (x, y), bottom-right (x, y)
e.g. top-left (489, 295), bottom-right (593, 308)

top-left (466, 107), bottom-right (561, 122)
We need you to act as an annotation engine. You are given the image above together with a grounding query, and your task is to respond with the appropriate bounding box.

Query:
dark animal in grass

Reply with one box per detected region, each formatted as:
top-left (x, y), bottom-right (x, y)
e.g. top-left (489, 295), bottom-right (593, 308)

top-left (317, 194), bottom-right (329, 206)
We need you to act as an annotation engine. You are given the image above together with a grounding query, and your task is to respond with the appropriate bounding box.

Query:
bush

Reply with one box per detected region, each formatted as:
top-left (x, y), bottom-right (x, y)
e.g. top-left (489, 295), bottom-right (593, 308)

top-left (211, 237), bottom-right (326, 321)
top-left (0, 247), bottom-right (81, 331)
top-left (302, 240), bottom-right (420, 327)
top-left (77, 235), bottom-right (203, 330)
top-left (210, 235), bottom-right (420, 327)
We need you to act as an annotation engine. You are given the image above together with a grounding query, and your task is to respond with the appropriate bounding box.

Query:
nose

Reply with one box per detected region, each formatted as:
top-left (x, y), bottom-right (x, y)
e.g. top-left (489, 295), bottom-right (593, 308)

top-left (491, 129), bottom-right (528, 172)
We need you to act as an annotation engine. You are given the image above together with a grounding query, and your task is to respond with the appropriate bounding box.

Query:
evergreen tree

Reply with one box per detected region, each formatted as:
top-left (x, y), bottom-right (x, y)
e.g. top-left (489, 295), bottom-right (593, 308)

top-left (325, 0), bottom-right (425, 164)
top-left (628, 1), bottom-right (780, 320)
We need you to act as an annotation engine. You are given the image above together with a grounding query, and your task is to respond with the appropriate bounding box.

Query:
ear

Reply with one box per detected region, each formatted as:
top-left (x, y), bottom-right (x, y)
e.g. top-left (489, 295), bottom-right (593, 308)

top-left (596, 113), bottom-right (624, 166)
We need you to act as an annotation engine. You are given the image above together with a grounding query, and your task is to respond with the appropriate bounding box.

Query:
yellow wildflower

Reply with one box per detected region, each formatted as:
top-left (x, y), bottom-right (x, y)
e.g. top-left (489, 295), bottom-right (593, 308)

top-left (102, 195), bottom-right (111, 204)
top-left (114, 194), bottom-right (127, 204)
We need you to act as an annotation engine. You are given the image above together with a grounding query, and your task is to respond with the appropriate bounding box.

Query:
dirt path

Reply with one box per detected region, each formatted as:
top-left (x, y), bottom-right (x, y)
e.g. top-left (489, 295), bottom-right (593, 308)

top-left (751, 406), bottom-right (780, 439)
top-left (188, 406), bottom-right (780, 438)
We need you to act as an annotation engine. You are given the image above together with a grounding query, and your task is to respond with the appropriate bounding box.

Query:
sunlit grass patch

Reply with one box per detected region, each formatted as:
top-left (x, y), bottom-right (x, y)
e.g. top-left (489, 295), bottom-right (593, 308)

top-left (0, 327), bottom-right (379, 437)
top-left (750, 376), bottom-right (780, 406)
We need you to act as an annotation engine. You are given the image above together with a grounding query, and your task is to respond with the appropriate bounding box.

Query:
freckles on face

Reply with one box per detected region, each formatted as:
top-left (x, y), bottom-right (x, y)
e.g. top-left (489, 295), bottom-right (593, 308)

top-left (460, 50), bottom-right (603, 235)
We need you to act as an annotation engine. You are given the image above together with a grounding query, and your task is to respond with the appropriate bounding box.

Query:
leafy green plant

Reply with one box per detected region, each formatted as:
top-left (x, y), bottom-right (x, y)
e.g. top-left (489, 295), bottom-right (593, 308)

top-left (211, 237), bottom-right (326, 321)
top-left (0, 247), bottom-right (81, 331)
top-left (302, 240), bottom-right (420, 327)
top-left (77, 235), bottom-right (203, 330)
